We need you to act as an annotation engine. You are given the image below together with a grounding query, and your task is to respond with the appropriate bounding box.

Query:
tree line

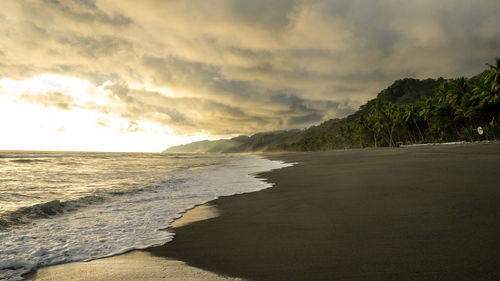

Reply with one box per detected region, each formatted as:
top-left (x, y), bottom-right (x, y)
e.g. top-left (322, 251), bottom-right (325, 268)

top-left (280, 57), bottom-right (500, 151)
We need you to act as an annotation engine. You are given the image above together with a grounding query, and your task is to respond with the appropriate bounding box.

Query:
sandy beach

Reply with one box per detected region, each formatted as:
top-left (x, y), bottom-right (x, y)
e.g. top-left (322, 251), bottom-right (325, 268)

top-left (26, 205), bottom-right (242, 281)
top-left (29, 143), bottom-right (500, 280)
top-left (149, 143), bottom-right (500, 280)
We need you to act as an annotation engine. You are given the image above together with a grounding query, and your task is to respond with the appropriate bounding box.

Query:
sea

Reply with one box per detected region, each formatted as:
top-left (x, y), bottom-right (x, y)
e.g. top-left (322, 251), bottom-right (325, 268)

top-left (0, 151), bottom-right (292, 280)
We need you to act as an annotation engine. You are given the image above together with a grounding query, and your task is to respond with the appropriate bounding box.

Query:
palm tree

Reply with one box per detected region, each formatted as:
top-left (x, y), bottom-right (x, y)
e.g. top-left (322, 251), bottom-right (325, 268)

top-left (473, 58), bottom-right (499, 106)
top-left (364, 114), bottom-right (382, 148)
top-left (449, 77), bottom-right (469, 106)
top-left (485, 57), bottom-right (500, 89)
top-left (418, 97), bottom-right (433, 125)
top-left (355, 116), bottom-right (372, 148)
top-left (471, 57), bottom-right (500, 139)
top-left (403, 104), bottom-right (424, 142)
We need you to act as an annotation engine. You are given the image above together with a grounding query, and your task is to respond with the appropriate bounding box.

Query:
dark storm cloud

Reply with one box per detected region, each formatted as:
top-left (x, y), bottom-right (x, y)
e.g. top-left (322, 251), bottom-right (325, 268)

top-left (142, 55), bottom-right (261, 101)
top-left (270, 93), bottom-right (312, 114)
top-left (227, 0), bottom-right (296, 28)
top-left (268, 92), bottom-right (355, 126)
top-left (142, 56), bottom-right (220, 88)
top-left (0, 0), bottom-right (499, 138)
top-left (86, 82), bottom-right (267, 135)
top-left (288, 113), bottom-right (324, 126)
top-left (320, 0), bottom-right (400, 53)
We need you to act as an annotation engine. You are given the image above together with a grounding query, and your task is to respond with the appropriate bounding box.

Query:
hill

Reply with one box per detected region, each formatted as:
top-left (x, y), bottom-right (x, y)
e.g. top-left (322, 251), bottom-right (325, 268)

top-left (164, 59), bottom-right (499, 153)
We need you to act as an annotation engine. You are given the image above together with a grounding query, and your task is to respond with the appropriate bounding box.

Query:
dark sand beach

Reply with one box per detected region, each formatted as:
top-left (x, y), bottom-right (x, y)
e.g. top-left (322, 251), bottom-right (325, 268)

top-left (147, 143), bottom-right (500, 281)
top-left (28, 143), bottom-right (500, 281)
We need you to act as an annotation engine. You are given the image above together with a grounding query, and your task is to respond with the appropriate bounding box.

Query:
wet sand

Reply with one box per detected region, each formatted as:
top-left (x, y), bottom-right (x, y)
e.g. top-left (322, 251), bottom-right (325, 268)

top-left (26, 205), bottom-right (242, 281)
top-left (148, 143), bottom-right (500, 281)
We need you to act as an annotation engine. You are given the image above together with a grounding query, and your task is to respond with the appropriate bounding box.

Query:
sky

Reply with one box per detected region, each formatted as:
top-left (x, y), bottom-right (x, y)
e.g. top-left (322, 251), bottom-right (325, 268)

top-left (0, 0), bottom-right (499, 152)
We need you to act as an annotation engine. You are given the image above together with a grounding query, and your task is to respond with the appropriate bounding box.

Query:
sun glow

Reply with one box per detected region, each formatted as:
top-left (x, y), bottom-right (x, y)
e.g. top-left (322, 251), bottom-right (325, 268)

top-left (0, 75), bottom-right (206, 152)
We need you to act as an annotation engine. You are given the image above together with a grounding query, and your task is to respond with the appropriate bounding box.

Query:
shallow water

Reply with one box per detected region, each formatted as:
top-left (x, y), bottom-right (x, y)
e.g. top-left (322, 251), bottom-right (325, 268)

top-left (0, 151), bottom-right (291, 280)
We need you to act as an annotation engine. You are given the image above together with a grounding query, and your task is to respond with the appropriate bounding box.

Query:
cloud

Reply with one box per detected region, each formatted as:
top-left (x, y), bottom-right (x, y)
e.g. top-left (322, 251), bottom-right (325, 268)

top-left (58, 36), bottom-right (133, 59)
top-left (0, 0), bottom-right (499, 139)
top-left (19, 91), bottom-right (75, 110)
top-left (42, 0), bottom-right (133, 26)
top-left (225, 0), bottom-right (297, 28)
top-left (288, 113), bottom-right (324, 126)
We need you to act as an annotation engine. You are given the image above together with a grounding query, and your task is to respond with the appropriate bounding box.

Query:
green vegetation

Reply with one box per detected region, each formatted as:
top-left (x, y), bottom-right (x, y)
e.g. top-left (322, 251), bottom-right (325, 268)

top-left (165, 58), bottom-right (500, 153)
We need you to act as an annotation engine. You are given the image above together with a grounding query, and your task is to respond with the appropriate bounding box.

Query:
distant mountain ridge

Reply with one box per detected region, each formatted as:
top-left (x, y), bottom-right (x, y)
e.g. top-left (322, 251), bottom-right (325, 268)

top-left (164, 61), bottom-right (500, 152)
top-left (164, 77), bottom-right (445, 153)
top-left (164, 130), bottom-right (303, 153)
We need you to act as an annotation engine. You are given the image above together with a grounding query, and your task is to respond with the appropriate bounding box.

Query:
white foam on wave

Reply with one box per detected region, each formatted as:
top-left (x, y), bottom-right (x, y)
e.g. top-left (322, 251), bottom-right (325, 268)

top-left (0, 155), bottom-right (292, 281)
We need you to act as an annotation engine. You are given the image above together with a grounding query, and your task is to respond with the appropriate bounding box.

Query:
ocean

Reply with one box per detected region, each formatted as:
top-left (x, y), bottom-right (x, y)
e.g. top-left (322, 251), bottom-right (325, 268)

top-left (0, 151), bottom-right (291, 280)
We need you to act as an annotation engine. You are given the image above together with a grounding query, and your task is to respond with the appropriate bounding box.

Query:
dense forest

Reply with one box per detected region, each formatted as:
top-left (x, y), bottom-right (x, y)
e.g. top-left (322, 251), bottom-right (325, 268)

top-left (165, 58), bottom-right (500, 153)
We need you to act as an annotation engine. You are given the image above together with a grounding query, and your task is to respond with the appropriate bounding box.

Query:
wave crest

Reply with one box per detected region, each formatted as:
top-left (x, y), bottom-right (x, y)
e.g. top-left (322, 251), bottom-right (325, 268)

top-left (0, 196), bottom-right (106, 231)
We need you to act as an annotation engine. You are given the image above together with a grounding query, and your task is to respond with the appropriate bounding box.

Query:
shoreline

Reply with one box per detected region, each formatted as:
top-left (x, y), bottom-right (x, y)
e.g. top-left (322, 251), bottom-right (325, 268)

top-left (25, 203), bottom-right (242, 281)
top-left (398, 140), bottom-right (498, 148)
top-left (26, 142), bottom-right (500, 280)
top-left (23, 155), bottom-right (290, 281)
top-left (148, 142), bottom-right (500, 280)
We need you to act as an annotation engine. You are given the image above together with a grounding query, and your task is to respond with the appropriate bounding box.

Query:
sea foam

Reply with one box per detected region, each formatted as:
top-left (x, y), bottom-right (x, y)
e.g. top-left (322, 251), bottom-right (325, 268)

top-left (0, 154), bottom-right (292, 280)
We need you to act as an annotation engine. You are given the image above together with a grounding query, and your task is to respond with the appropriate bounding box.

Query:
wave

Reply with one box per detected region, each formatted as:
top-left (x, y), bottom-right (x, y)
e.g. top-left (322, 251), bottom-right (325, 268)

top-left (0, 175), bottom-right (194, 232)
top-left (0, 196), bottom-right (107, 231)
top-left (0, 178), bottom-right (191, 231)
top-left (0, 155), bottom-right (293, 281)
